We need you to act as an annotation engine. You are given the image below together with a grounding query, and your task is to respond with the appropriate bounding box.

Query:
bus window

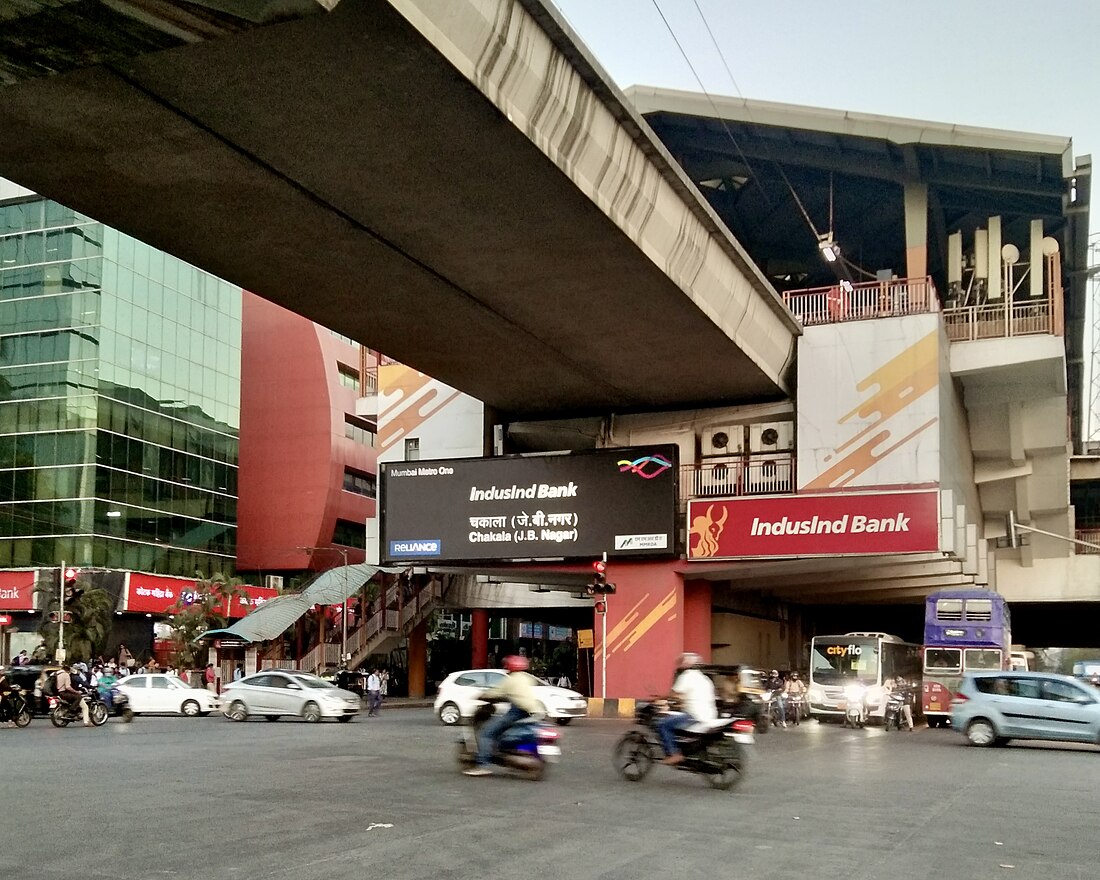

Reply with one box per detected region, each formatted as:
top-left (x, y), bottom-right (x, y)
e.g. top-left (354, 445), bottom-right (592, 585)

top-left (964, 599), bottom-right (993, 622)
top-left (924, 648), bottom-right (962, 673)
top-left (935, 598), bottom-right (963, 621)
top-left (964, 648), bottom-right (1002, 670)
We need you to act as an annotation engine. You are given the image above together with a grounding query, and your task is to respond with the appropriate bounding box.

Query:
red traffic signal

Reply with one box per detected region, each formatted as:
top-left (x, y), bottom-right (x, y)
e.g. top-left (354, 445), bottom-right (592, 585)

top-left (594, 600), bottom-right (607, 615)
top-left (592, 560), bottom-right (606, 575)
top-left (63, 567), bottom-right (79, 584)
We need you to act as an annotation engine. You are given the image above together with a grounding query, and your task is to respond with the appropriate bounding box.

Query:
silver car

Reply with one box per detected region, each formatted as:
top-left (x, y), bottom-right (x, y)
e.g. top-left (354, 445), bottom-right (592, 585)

top-left (222, 670), bottom-right (361, 723)
top-left (951, 671), bottom-right (1100, 748)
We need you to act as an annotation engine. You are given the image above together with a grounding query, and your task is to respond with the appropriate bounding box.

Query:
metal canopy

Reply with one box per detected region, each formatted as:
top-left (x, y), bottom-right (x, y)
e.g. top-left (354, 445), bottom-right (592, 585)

top-left (195, 564), bottom-right (403, 644)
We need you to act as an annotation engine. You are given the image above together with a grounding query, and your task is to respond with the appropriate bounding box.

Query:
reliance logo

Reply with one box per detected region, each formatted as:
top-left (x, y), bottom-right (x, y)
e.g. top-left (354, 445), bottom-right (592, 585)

top-left (389, 539), bottom-right (442, 557)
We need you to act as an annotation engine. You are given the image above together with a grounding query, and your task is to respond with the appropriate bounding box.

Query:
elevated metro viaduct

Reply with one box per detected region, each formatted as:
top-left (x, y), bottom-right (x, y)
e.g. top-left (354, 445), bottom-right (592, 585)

top-left (1, 1), bottom-right (1094, 694)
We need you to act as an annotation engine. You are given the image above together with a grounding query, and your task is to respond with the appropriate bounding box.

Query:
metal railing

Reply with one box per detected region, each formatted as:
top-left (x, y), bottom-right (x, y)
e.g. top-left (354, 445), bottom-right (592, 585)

top-left (680, 456), bottom-right (795, 499)
top-left (1074, 530), bottom-right (1100, 554)
top-left (943, 298), bottom-right (1056, 342)
top-left (782, 277), bottom-right (938, 326)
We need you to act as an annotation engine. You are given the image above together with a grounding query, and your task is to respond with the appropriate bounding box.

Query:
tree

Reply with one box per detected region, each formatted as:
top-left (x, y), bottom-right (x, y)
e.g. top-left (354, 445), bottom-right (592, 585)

top-left (36, 574), bottom-right (114, 662)
top-left (166, 572), bottom-right (247, 671)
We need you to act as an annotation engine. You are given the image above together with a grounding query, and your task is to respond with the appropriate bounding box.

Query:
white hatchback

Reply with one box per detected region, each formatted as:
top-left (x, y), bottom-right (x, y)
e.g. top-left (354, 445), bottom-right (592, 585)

top-left (114, 674), bottom-right (220, 717)
top-left (434, 669), bottom-right (588, 726)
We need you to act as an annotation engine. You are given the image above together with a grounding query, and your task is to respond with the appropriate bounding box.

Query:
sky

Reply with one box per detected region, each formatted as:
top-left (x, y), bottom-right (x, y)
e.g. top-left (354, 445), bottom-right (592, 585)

top-left (550, 0), bottom-right (1100, 228)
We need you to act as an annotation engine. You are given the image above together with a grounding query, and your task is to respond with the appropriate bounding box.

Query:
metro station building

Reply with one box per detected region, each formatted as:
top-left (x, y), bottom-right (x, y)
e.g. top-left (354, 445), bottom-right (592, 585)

top-left (376, 92), bottom-right (1095, 698)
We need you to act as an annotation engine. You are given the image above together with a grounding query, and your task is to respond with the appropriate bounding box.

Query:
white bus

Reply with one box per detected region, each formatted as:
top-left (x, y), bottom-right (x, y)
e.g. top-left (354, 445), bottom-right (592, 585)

top-left (807, 632), bottom-right (922, 721)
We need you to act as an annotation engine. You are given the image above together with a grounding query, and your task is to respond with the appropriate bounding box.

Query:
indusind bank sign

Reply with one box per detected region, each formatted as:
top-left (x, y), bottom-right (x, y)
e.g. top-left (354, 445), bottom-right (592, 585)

top-left (687, 490), bottom-right (939, 560)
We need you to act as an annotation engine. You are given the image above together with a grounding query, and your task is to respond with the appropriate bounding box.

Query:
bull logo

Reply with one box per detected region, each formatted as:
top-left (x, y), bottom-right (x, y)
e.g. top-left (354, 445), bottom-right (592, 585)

top-left (690, 504), bottom-right (728, 558)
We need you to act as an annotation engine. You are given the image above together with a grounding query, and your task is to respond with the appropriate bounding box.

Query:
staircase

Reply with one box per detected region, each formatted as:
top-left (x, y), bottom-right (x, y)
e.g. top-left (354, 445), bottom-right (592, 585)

top-left (297, 579), bottom-right (442, 674)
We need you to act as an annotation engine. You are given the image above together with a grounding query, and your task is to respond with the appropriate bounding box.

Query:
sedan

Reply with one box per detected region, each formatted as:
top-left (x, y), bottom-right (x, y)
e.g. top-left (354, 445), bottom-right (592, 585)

top-left (221, 670), bottom-right (361, 723)
top-left (434, 669), bottom-right (588, 726)
top-left (114, 674), bottom-right (220, 717)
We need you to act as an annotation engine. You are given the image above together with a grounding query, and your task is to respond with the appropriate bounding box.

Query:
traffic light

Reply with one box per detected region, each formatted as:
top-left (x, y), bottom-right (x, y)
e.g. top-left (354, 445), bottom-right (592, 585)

top-left (594, 600), bottom-right (607, 615)
top-left (63, 567), bottom-right (81, 600)
top-left (586, 560), bottom-right (616, 595)
top-left (47, 611), bottom-right (73, 624)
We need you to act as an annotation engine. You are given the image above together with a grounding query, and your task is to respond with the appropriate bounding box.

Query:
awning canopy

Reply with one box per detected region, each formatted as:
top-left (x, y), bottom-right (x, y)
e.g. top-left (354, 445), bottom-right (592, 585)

top-left (195, 563), bottom-right (403, 644)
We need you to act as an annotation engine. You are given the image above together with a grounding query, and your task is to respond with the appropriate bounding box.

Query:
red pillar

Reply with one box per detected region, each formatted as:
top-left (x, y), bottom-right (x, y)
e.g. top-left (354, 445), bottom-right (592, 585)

top-left (470, 609), bottom-right (489, 668)
top-left (682, 579), bottom-right (713, 662)
top-left (596, 561), bottom-right (684, 699)
top-left (407, 618), bottom-right (428, 698)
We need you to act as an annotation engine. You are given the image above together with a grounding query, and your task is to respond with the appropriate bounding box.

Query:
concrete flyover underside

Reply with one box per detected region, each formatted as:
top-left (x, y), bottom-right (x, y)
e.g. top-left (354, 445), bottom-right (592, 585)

top-left (0, 0), bottom-right (796, 417)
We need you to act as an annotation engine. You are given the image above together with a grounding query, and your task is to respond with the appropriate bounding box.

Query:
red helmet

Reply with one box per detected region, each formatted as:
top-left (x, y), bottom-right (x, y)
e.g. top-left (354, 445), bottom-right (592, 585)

top-left (504, 655), bottom-right (529, 672)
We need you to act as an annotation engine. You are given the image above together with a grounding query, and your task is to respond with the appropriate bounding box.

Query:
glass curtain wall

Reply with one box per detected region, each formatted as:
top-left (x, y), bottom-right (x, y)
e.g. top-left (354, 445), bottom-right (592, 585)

top-left (0, 197), bottom-right (241, 576)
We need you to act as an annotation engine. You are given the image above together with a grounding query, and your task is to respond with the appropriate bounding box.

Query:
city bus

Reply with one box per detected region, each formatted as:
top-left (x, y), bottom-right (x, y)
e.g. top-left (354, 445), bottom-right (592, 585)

top-left (922, 589), bottom-right (1011, 727)
top-left (807, 632), bottom-right (922, 722)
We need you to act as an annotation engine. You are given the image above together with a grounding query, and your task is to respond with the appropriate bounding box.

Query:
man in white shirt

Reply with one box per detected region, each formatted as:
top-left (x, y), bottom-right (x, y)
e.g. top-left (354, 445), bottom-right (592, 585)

top-left (658, 652), bottom-right (716, 765)
top-left (366, 669), bottom-right (382, 716)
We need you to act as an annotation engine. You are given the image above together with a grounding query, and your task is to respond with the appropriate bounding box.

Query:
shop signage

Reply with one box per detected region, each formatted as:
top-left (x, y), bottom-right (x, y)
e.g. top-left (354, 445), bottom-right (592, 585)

top-left (124, 574), bottom-right (278, 617)
top-left (380, 446), bottom-right (679, 563)
top-left (687, 490), bottom-right (939, 560)
top-left (0, 613), bottom-right (12, 626)
top-left (0, 570), bottom-right (37, 611)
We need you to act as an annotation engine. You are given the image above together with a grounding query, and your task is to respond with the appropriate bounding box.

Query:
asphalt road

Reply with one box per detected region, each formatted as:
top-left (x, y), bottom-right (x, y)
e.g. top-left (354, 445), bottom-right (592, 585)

top-left (1, 709), bottom-right (1096, 880)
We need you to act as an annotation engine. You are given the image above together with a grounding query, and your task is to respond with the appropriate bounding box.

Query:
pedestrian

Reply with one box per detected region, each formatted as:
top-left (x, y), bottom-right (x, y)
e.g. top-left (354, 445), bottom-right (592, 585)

top-left (366, 668), bottom-right (382, 717)
top-left (118, 643), bottom-right (133, 670)
top-left (556, 672), bottom-right (572, 689)
top-left (15, 649), bottom-right (30, 667)
top-left (233, 663), bottom-right (244, 681)
top-left (380, 669), bottom-right (389, 705)
top-left (204, 663), bottom-right (216, 693)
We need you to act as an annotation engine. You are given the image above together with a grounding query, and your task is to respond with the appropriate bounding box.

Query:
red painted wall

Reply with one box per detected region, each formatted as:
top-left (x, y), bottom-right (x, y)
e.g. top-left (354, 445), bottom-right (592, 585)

top-left (682, 579), bottom-right (713, 662)
top-left (236, 293), bottom-right (376, 572)
top-left (595, 560), bottom-right (685, 699)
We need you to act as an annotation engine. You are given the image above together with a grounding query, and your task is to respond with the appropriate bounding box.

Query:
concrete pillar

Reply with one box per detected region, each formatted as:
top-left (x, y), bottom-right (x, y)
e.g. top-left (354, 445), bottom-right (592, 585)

top-left (596, 561), bottom-right (684, 698)
top-left (904, 181), bottom-right (929, 280)
top-left (682, 579), bottom-right (713, 661)
top-left (407, 618), bottom-right (428, 698)
top-left (470, 609), bottom-right (489, 668)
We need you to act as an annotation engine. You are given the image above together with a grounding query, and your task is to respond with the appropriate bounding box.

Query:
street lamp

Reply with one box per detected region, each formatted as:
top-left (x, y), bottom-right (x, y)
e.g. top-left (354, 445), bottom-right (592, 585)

top-left (298, 546), bottom-right (350, 667)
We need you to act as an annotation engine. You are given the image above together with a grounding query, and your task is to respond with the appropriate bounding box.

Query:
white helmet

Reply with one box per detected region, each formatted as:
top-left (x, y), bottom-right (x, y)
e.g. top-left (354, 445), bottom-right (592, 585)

top-left (676, 652), bottom-right (703, 671)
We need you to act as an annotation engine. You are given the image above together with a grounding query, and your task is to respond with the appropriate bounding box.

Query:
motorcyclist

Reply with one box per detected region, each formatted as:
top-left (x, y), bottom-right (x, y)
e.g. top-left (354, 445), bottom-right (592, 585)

top-left (784, 672), bottom-right (807, 724)
top-left (55, 663), bottom-right (92, 727)
top-left (465, 655), bottom-right (541, 777)
top-left (0, 666), bottom-right (13, 727)
top-left (886, 675), bottom-right (914, 730)
top-left (766, 669), bottom-right (787, 727)
top-left (657, 652), bottom-right (717, 765)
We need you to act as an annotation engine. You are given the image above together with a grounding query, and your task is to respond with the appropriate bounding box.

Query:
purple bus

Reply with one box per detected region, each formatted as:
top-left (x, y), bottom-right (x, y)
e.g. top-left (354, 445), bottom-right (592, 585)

top-left (922, 589), bottom-right (1010, 727)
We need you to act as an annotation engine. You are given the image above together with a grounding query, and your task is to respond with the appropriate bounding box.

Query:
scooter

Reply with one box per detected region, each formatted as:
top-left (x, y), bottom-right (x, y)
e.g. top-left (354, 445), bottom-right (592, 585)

top-left (883, 691), bottom-right (909, 731)
top-left (456, 700), bottom-right (561, 780)
top-left (103, 685), bottom-right (134, 722)
top-left (841, 685), bottom-right (867, 729)
top-left (2, 685), bottom-right (33, 728)
top-left (614, 701), bottom-right (753, 791)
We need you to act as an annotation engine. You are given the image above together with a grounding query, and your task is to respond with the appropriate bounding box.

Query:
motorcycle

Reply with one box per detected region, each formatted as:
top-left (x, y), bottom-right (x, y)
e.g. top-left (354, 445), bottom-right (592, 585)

top-left (614, 701), bottom-right (753, 791)
top-left (786, 693), bottom-right (806, 726)
top-left (50, 691), bottom-right (109, 727)
top-left (455, 700), bottom-right (561, 780)
top-left (2, 685), bottom-right (33, 728)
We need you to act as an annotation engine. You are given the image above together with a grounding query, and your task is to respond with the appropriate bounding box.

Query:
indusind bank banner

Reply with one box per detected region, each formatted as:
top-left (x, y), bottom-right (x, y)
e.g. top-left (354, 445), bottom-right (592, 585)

top-left (687, 490), bottom-right (939, 560)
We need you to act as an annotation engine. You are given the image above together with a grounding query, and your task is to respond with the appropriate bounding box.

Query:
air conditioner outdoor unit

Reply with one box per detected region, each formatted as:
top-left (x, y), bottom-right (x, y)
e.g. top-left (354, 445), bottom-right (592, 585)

top-left (743, 452), bottom-right (794, 495)
top-left (264, 575), bottom-right (284, 591)
top-left (695, 455), bottom-right (743, 497)
top-left (702, 426), bottom-right (745, 457)
top-left (748, 421), bottom-right (793, 453)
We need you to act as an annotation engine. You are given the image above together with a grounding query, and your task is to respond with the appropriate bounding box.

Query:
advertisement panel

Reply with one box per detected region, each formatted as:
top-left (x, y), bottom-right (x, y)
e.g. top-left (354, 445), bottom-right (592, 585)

top-left (380, 446), bottom-right (679, 563)
top-left (688, 490), bottom-right (939, 560)
top-left (0, 570), bottom-right (39, 611)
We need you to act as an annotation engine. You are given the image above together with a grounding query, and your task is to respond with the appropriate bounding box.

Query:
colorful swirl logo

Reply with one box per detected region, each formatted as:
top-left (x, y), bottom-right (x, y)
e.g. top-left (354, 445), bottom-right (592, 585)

top-left (618, 454), bottom-right (673, 479)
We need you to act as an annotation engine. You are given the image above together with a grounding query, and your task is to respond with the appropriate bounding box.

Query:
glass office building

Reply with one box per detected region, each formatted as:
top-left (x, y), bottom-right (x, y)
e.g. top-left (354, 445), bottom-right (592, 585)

top-left (0, 195), bottom-right (241, 576)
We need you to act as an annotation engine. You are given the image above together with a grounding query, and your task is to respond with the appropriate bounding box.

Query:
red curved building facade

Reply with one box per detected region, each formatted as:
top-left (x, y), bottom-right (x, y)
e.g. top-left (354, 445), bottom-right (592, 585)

top-left (236, 293), bottom-right (376, 575)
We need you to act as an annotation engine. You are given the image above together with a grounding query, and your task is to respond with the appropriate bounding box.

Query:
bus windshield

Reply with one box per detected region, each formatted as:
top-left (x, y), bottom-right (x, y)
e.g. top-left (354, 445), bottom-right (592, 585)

top-left (924, 648), bottom-right (962, 672)
top-left (964, 648), bottom-right (1002, 670)
top-left (810, 640), bottom-right (879, 685)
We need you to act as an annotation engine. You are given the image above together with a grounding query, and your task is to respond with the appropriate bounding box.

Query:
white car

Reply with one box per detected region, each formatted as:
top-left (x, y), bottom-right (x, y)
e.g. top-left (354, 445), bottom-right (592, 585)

top-left (221, 670), bottom-right (361, 723)
top-left (114, 674), bottom-right (220, 717)
top-left (434, 669), bottom-right (588, 726)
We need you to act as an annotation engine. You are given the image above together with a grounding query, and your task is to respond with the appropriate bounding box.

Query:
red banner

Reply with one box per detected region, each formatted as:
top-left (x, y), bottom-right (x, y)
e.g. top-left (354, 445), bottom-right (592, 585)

top-left (688, 490), bottom-right (939, 560)
top-left (124, 574), bottom-right (277, 618)
top-left (0, 613), bottom-right (12, 626)
top-left (0, 570), bottom-right (38, 611)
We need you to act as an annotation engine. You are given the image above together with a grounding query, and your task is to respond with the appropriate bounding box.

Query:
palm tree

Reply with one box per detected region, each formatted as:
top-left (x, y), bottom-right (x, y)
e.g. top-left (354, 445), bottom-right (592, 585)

top-left (167, 572), bottom-right (248, 670)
